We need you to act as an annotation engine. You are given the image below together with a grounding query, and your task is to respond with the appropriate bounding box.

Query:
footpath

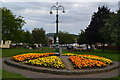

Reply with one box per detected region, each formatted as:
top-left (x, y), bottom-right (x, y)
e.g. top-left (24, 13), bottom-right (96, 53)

top-left (1, 57), bottom-right (120, 79)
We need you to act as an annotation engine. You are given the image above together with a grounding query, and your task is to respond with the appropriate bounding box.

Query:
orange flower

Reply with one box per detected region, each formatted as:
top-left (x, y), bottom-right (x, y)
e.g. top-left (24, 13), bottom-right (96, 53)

top-left (78, 55), bottom-right (112, 64)
top-left (70, 56), bottom-right (106, 69)
top-left (12, 53), bottom-right (55, 62)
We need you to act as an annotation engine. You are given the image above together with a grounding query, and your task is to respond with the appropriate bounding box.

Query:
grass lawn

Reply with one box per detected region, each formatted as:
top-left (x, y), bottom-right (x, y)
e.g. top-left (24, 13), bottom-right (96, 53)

top-left (1, 69), bottom-right (32, 80)
top-left (104, 75), bottom-right (120, 80)
top-left (67, 49), bottom-right (120, 61)
top-left (1, 47), bottom-right (120, 79)
top-left (1, 47), bottom-right (55, 58)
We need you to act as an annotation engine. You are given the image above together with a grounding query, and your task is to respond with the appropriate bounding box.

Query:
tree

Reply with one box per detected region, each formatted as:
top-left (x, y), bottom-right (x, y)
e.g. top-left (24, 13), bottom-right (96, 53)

top-left (77, 30), bottom-right (87, 44)
top-left (32, 28), bottom-right (46, 45)
top-left (2, 7), bottom-right (26, 42)
top-left (12, 30), bottom-right (25, 43)
top-left (100, 10), bottom-right (120, 47)
top-left (85, 6), bottom-right (111, 51)
top-left (54, 31), bottom-right (76, 44)
top-left (77, 30), bottom-right (89, 49)
top-left (24, 31), bottom-right (32, 44)
top-left (44, 37), bottom-right (49, 46)
top-left (1, 8), bottom-right (25, 42)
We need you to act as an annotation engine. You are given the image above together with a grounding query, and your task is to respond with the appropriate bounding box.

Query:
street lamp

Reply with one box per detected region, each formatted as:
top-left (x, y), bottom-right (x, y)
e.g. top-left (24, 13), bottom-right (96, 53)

top-left (50, 2), bottom-right (65, 56)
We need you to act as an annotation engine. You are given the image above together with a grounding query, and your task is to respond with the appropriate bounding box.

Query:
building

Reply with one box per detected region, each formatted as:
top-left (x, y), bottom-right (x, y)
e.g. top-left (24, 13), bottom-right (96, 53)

top-left (48, 36), bottom-right (54, 48)
top-left (46, 33), bottom-right (55, 47)
top-left (0, 40), bottom-right (11, 48)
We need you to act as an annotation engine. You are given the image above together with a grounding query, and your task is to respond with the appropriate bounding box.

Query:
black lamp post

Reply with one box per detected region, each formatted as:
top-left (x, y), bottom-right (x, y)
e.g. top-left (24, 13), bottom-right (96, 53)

top-left (50, 2), bottom-right (65, 56)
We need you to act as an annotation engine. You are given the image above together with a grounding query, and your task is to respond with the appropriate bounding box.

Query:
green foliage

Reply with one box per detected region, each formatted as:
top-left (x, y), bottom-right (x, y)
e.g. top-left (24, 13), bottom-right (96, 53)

top-left (100, 10), bottom-right (120, 46)
top-left (54, 31), bottom-right (76, 44)
top-left (12, 30), bottom-right (25, 43)
top-left (77, 30), bottom-right (88, 44)
top-left (44, 37), bottom-right (49, 46)
top-left (85, 6), bottom-right (111, 44)
top-left (23, 31), bottom-right (32, 43)
top-left (2, 7), bottom-right (26, 42)
top-left (32, 28), bottom-right (48, 45)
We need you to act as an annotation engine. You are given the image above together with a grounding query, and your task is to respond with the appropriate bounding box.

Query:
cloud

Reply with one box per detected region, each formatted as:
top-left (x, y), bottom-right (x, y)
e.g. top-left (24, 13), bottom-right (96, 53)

top-left (21, 9), bottom-right (48, 16)
top-left (2, 2), bottom-right (118, 34)
top-left (2, 0), bottom-right (120, 2)
top-left (26, 20), bottom-right (37, 25)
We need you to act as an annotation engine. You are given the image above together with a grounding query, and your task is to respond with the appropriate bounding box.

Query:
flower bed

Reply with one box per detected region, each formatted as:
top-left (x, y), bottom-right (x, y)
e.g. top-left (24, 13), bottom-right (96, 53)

top-left (12, 53), bottom-right (55, 62)
top-left (78, 55), bottom-right (112, 64)
top-left (70, 56), bottom-right (107, 69)
top-left (25, 56), bottom-right (65, 69)
top-left (62, 53), bottom-right (77, 56)
top-left (62, 53), bottom-right (112, 64)
top-left (11, 52), bottom-right (113, 69)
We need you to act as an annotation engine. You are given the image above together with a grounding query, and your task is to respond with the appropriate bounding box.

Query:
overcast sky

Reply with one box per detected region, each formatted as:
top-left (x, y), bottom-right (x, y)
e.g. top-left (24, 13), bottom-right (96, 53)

top-left (2, 1), bottom-right (119, 35)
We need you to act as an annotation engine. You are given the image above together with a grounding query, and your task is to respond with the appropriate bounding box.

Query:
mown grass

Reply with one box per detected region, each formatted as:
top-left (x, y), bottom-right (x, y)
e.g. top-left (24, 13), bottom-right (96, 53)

top-left (1, 69), bottom-right (32, 80)
top-left (1, 47), bottom-right (55, 58)
top-left (103, 75), bottom-right (120, 80)
top-left (64, 49), bottom-right (120, 61)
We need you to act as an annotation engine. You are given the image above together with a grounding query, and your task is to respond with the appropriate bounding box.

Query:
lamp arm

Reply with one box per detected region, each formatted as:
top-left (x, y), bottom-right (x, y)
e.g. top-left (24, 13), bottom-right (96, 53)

top-left (50, 6), bottom-right (57, 11)
top-left (58, 5), bottom-right (65, 11)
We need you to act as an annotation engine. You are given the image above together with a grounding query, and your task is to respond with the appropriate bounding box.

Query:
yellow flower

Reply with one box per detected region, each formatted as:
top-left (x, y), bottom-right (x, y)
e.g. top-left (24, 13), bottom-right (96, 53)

top-left (26, 56), bottom-right (65, 69)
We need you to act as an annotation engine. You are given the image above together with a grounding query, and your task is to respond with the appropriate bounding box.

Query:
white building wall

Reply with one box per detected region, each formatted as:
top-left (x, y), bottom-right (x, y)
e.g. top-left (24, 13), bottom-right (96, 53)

top-left (0, 40), bottom-right (11, 48)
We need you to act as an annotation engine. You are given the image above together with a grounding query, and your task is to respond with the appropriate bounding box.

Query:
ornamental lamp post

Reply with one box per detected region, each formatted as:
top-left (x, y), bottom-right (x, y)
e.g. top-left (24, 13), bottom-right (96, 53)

top-left (50, 2), bottom-right (65, 56)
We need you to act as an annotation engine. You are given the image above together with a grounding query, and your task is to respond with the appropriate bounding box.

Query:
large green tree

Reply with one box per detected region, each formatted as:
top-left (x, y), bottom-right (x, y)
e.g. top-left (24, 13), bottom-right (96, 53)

top-left (2, 7), bottom-right (25, 42)
top-left (100, 10), bottom-right (120, 47)
top-left (32, 28), bottom-right (47, 45)
top-left (85, 6), bottom-right (111, 51)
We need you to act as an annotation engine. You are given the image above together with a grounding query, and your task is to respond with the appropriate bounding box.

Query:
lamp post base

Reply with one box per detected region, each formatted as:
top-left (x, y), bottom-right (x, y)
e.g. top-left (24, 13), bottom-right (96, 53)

top-left (55, 36), bottom-right (60, 56)
top-left (55, 47), bottom-right (60, 56)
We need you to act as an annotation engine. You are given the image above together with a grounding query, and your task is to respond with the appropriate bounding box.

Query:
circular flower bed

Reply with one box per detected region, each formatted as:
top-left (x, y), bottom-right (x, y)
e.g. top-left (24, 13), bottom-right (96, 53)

top-left (11, 53), bottom-right (113, 69)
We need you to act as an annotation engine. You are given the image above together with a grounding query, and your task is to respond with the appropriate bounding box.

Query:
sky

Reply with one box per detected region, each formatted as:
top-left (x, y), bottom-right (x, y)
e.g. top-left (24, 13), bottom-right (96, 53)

top-left (1, 0), bottom-right (120, 35)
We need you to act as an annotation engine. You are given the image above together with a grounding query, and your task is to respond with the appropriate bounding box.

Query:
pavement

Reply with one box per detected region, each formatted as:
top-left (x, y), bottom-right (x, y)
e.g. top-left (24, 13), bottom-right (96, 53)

top-left (1, 57), bottom-right (120, 79)
top-left (59, 56), bottom-right (74, 70)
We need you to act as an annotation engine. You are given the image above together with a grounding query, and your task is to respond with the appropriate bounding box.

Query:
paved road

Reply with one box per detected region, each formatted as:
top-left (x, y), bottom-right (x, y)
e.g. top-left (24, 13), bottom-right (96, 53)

top-left (1, 58), bottom-right (120, 79)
